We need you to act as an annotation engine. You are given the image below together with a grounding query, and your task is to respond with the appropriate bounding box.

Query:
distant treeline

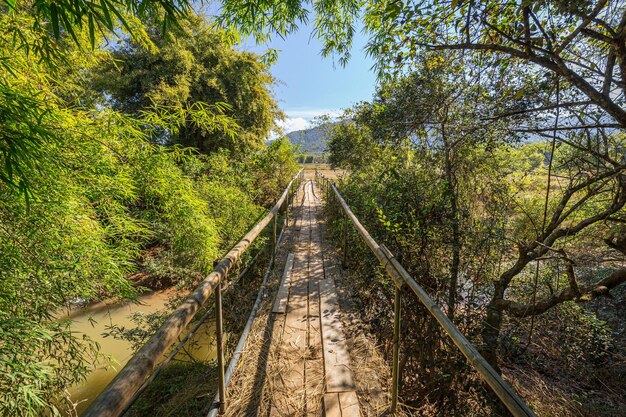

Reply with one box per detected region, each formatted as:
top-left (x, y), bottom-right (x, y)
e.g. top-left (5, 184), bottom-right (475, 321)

top-left (298, 154), bottom-right (328, 164)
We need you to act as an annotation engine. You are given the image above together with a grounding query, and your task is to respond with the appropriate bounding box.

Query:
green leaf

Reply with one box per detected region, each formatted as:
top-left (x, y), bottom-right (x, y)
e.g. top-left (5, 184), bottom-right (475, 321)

top-left (50, 4), bottom-right (60, 39)
top-left (59, 9), bottom-right (80, 45)
top-left (88, 14), bottom-right (95, 49)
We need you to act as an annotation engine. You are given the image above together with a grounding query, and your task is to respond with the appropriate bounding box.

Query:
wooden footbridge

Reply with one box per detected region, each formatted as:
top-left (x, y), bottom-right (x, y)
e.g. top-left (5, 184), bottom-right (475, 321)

top-left (83, 170), bottom-right (537, 417)
top-left (268, 177), bottom-right (359, 416)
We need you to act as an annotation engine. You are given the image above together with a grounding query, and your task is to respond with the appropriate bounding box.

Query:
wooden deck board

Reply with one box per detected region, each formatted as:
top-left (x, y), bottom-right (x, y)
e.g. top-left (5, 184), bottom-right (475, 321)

top-left (273, 253), bottom-right (295, 313)
top-left (306, 192), bottom-right (324, 416)
top-left (323, 393), bottom-right (341, 417)
top-left (319, 278), bottom-right (356, 393)
top-left (270, 186), bottom-right (310, 416)
top-left (339, 391), bottom-right (361, 417)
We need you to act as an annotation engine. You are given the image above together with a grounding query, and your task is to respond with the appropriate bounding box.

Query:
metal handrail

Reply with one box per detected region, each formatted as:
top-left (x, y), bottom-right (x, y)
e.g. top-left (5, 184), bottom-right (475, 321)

top-left (316, 172), bottom-right (536, 417)
top-left (83, 169), bottom-right (303, 417)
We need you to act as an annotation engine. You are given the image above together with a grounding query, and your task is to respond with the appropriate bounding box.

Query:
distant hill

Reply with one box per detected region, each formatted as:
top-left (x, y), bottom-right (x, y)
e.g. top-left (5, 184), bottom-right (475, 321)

top-left (285, 124), bottom-right (331, 155)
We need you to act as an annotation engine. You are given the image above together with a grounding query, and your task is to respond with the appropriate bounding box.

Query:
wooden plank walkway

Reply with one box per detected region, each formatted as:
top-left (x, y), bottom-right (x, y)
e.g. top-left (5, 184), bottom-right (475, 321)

top-left (270, 179), bottom-right (360, 417)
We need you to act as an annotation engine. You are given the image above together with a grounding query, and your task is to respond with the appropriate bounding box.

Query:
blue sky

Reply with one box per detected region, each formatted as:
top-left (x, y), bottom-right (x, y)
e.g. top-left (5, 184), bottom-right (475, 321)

top-left (240, 22), bottom-right (377, 134)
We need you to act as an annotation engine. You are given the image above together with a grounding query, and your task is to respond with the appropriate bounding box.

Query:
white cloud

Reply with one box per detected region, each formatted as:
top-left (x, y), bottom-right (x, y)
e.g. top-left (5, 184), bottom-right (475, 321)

top-left (276, 117), bottom-right (311, 133)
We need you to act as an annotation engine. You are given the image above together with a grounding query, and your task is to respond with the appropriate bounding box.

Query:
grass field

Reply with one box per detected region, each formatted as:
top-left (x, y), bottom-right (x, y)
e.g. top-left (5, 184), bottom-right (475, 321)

top-left (300, 163), bottom-right (347, 181)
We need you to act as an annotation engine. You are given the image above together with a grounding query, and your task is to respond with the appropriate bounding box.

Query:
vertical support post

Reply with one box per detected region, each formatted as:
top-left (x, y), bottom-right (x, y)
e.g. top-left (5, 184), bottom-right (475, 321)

top-left (272, 213), bottom-right (277, 256)
top-left (285, 188), bottom-right (290, 228)
top-left (391, 286), bottom-right (402, 414)
top-left (215, 282), bottom-right (226, 414)
top-left (341, 213), bottom-right (348, 268)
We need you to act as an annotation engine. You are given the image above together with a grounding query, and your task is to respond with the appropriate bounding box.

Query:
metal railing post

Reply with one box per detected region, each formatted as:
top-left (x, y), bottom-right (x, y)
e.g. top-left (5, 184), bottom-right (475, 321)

top-left (215, 282), bottom-right (226, 414)
top-left (391, 285), bottom-right (402, 414)
top-left (285, 196), bottom-right (289, 228)
top-left (272, 213), bottom-right (277, 256)
top-left (342, 213), bottom-right (348, 268)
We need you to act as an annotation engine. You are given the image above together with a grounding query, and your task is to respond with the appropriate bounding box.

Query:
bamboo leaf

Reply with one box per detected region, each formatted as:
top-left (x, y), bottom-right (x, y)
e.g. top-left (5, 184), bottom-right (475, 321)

top-left (50, 4), bottom-right (60, 38)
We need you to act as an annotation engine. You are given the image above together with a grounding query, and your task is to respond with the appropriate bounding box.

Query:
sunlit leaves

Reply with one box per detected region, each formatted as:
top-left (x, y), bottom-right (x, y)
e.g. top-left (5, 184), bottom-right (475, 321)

top-left (141, 102), bottom-right (240, 141)
top-left (93, 16), bottom-right (280, 155)
top-left (0, 8), bottom-right (296, 415)
top-left (217, 0), bottom-right (309, 44)
top-left (312, 0), bottom-right (360, 66)
top-left (20, 0), bottom-right (192, 47)
top-left (0, 82), bottom-right (58, 201)
top-left (0, 318), bottom-right (99, 416)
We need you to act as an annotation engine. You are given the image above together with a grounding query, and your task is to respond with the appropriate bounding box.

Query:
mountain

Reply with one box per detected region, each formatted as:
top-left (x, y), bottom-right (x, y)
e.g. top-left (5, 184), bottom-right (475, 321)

top-left (285, 124), bottom-right (331, 155)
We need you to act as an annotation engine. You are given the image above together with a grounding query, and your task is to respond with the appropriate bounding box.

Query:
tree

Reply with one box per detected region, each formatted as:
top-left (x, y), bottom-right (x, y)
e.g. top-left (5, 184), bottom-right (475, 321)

top-left (0, 7), bottom-right (298, 414)
top-left (93, 15), bottom-right (281, 155)
top-left (6, 0), bottom-right (193, 52)
top-left (363, 1), bottom-right (626, 127)
top-left (328, 52), bottom-right (626, 413)
top-left (327, 115), bottom-right (380, 171)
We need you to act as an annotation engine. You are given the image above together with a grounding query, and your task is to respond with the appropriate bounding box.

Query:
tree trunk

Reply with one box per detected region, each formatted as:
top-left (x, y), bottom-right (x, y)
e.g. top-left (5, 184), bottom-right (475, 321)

top-left (481, 291), bottom-right (504, 370)
top-left (442, 124), bottom-right (460, 322)
top-left (480, 253), bottom-right (534, 369)
top-left (445, 152), bottom-right (461, 321)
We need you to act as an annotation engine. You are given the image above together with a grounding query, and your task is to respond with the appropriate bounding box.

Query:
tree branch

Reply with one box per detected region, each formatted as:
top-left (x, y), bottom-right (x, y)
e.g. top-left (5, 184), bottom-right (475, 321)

top-left (581, 27), bottom-right (614, 44)
top-left (604, 50), bottom-right (617, 96)
top-left (483, 100), bottom-right (594, 121)
top-left (544, 176), bottom-right (626, 248)
top-left (523, 6), bottom-right (532, 55)
top-left (555, 0), bottom-right (608, 54)
top-left (513, 124), bottom-right (622, 132)
top-left (497, 267), bottom-right (626, 317)
top-left (425, 41), bottom-right (626, 127)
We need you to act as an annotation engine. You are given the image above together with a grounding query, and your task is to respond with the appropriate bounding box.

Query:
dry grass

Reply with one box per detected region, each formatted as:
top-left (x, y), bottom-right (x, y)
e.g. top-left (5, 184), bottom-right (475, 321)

top-left (301, 163), bottom-right (348, 181)
top-left (220, 302), bottom-right (275, 416)
top-left (503, 366), bottom-right (587, 417)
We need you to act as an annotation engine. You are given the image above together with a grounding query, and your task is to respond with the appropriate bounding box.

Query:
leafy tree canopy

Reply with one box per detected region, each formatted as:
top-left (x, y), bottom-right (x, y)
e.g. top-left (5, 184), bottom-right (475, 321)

top-left (4, 0), bottom-right (192, 52)
top-left (93, 15), bottom-right (282, 155)
top-left (0, 4), bottom-right (299, 415)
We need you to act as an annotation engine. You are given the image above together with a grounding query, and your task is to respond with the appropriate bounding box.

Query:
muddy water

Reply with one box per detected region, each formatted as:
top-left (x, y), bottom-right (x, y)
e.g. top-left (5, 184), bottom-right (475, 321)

top-left (64, 291), bottom-right (217, 415)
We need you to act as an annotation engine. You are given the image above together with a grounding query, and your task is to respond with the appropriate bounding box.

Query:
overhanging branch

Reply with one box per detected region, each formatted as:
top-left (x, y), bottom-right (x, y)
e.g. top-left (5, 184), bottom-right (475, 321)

top-left (497, 267), bottom-right (626, 317)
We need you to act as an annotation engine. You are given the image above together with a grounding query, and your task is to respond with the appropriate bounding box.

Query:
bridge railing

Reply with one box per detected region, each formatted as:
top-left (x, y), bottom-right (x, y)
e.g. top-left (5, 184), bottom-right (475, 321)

top-left (83, 169), bottom-right (304, 417)
top-left (316, 172), bottom-right (537, 417)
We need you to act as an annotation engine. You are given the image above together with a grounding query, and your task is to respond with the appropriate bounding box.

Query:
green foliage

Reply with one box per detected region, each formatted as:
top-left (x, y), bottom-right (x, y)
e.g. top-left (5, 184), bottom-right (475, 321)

top-left (326, 52), bottom-right (626, 413)
top-left (0, 105), bottom-right (226, 415)
top-left (0, 7), bottom-right (298, 415)
top-left (7, 0), bottom-right (192, 54)
top-left (327, 119), bottom-right (380, 171)
top-left (251, 137), bottom-right (301, 205)
top-left (93, 15), bottom-right (281, 155)
top-left (124, 361), bottom-right (216, 416)
top-left (503, 299), bottom-right (614, 374)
